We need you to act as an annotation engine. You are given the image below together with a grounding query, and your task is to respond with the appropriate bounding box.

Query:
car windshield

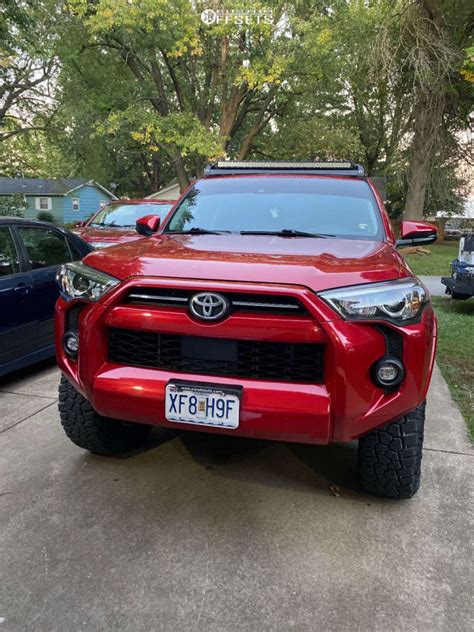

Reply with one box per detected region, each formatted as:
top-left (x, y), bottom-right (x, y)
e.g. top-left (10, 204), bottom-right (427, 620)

top-left (165, 176), bottom-right (383, 240)
top-left (89, 203), bottom-right (173, 228)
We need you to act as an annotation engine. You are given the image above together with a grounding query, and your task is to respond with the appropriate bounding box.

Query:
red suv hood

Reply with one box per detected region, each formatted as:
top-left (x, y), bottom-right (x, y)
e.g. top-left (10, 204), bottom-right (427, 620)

top-left (74, 227), bottom-right (139, 247)
top-left (83, 234), bottom-right (404, 292)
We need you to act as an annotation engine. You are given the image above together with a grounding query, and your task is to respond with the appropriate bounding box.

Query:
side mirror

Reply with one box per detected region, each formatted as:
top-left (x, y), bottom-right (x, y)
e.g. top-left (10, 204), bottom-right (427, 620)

top-left (75, 221), bottom-right (85, 228)
top-left (136, 214), bottom-right (161, 237)
top-left (396, 221), bottom-right (438, 247)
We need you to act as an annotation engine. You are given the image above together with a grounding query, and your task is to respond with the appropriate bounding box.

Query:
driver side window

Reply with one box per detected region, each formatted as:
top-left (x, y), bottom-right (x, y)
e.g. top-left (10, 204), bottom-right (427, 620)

top-left (0, 227), bottom-right (20, 277)
top-left (17, 227), bottom-right (73, 269)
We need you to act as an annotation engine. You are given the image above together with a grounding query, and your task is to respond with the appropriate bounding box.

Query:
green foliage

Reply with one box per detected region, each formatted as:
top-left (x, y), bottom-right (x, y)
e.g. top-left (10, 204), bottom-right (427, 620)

top-left (403, 244), bottom-right (459, 276)
top-left (0, 131), bottom-right (66, 178)
top-left (103, 110), bottom-right (225, 161)
top-left (54, 0), bottom-right (302, 189)
top-left (36, 211), bottom-right (55, 223)
top-left (0, 0), bottom-right (471, 206)
top-left (0, 0), bottom-right (58, 141)
top-left (460, 46), bottom-right (474, 83)
top-left (432, 297), bottom-right (474, 440)
top-left (0, 194), bottom-right (26, 217)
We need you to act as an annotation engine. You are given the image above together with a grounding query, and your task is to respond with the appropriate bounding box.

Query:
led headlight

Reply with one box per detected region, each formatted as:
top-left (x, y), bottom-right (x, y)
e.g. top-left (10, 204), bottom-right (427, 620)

top-left (319, 278), bottom-right (428, 324)
top-left (56, 261), bottom-right (119, 302)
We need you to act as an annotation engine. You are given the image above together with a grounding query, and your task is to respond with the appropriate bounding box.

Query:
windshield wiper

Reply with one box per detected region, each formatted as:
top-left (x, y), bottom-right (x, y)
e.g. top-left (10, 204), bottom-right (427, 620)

top-left (240, 229), bottom-right (334, 238)
top-left (168, 227), bottom-right (231, 235)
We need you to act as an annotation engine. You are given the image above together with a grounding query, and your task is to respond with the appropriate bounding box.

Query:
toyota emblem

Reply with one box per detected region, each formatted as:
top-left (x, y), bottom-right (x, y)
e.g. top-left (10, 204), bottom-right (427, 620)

top-left (189, 292), bottom-right (229, 321)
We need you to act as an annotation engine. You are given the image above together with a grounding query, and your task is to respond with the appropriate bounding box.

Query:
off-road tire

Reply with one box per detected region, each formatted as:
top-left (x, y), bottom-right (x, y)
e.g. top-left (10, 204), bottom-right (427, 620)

top-left (357, 402), bottom-right (425, 499)
top-left (58, 375), bottom-right (152, 455)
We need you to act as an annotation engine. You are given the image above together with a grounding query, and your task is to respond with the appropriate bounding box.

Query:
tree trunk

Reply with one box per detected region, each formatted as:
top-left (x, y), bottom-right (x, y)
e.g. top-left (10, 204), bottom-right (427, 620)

top-left (436, 218), bottom-right (446, 243)
top-left (172, 152), bottom-right (190, 192)
top-left (404, 90), bottom-right (445, 220)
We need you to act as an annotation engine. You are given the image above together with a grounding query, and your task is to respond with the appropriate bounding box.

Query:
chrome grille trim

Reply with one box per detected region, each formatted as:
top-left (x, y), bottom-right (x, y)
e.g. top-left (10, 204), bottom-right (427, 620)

top-left (232, 300), bottom-right (300, 310)
top-left (128, 293), bottom-right (188, 303)
top-left (125, 288), bottom-right (307, 315)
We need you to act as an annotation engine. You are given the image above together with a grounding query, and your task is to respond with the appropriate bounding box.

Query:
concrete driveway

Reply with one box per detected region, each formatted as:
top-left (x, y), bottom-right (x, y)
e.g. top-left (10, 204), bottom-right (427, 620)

top-left (0, 361), bottom-right (472, 631)
top-left (419, 276), bottom-right (446, 297)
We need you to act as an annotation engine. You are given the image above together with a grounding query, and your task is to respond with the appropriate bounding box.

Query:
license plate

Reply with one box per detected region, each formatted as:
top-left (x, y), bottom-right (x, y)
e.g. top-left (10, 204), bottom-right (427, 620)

top-left (165, 380), bottom-right (242, 429)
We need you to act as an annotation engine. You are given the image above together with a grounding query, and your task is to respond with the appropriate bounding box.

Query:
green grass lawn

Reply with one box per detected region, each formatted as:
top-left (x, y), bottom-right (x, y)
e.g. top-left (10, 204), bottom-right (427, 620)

top-left (432, 296), bottom-right (473, 440)
top-left (403, 243), bottom-right (459, 276)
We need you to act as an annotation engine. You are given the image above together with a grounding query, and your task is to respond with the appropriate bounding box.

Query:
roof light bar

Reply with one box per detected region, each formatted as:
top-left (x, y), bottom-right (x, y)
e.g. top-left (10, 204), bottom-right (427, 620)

top-left (204, 161), bottom-right (364, 177)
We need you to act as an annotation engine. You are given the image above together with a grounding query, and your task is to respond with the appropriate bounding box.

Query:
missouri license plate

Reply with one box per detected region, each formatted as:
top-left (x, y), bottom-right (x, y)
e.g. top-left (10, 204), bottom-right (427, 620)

top-left (165, 381), bottom-right (242, 429)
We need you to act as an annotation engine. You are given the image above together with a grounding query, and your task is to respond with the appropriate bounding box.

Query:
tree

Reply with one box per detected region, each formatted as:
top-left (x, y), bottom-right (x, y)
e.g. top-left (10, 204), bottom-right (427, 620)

top-left (62, 0), bottom-right (309, 191)
top-left (255, 1), bottom-right (415, 176)
top-left (0, 194), bottom-right (26, 217)
top-left (399, 0), bottom-right (472, 219)
top-left (0, 0), bottom-right (58, 142)
top-left (1, 0), bottom-right (470, 212)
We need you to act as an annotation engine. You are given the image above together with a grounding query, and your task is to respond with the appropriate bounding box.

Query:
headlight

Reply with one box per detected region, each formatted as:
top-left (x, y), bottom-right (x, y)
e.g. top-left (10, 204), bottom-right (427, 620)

top-left (319, 278), bottom-right (428, 324)
top-left (56, 261), bottom-right (119, 302)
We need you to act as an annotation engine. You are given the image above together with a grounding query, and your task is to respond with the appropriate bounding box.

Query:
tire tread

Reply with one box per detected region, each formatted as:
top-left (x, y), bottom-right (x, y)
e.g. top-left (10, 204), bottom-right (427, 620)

top-left (358, 402), bottom-right (425, 499)
top-left (58, 375), bottom-right (152, 455)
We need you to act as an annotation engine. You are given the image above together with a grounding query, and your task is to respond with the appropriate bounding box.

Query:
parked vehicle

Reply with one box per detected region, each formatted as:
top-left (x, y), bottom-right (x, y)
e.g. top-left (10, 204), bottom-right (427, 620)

top-left (444, 222), bottom-right (462, 240)
top-left (56, 161), bottom-right (438, 499)
top-left (0, 217), bottom-right (92, 376)
top-left (74, 199), bottom-right (175, 248)
top-left (441, 234), bottom-right (474, 300)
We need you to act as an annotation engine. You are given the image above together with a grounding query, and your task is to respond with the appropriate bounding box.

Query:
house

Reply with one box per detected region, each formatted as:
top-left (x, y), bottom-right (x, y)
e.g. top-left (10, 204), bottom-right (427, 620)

top-left (0, 178), bottom-right (117, 224)
top-left (426, 198), bottom-right (474, 231)
top-left (145, 178), bottom-right (181, 201)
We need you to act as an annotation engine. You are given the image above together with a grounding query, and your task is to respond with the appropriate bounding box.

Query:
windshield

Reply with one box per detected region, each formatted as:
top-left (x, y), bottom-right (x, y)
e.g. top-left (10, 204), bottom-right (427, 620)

top-left (89, 203), bottom-right (173, 228)
top-left (165, 177), bottom-right (383, 240)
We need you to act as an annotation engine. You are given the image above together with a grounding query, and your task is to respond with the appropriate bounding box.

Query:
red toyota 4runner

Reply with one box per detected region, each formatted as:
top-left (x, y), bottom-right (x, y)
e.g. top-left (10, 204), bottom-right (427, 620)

top-left (56, 162), bottom-right (438, 499)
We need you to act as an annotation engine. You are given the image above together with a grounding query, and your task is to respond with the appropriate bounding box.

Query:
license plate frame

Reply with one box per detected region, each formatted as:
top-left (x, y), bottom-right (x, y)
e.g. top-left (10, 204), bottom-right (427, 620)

top-left (165, 380), bottom-right (242, 429)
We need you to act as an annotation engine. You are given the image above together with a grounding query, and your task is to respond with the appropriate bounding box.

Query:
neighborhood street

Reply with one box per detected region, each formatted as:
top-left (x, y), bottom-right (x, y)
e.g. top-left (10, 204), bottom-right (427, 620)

top-left (1, 361), bottom-right (472, 631)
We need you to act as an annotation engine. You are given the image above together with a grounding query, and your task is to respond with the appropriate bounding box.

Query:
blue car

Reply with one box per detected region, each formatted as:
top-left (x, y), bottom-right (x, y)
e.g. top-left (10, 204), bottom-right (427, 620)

top-left (0, 217), bottom-right (92, 376)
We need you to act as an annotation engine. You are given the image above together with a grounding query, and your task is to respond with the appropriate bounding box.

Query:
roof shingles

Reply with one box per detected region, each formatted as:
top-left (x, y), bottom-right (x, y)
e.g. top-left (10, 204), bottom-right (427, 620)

top-left (0, 178), bottom-right (86, 196)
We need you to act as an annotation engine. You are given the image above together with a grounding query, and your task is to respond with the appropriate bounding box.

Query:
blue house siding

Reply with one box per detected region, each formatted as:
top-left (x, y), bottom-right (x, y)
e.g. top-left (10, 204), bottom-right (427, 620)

top-left (22, 196), bottom-right (64, 223)
top-left (63, 185), bottom-right (112, 223)
top-left (0, 180), bottom-right (114, 225)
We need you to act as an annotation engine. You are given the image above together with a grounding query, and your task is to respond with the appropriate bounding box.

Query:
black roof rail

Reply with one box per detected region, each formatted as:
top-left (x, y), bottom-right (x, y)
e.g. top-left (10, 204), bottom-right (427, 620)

top-left (204, 160), bottom-right (365, 177)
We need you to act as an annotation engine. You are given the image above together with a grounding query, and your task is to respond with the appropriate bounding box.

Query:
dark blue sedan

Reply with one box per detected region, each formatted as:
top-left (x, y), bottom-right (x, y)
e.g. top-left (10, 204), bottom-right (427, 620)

top-left (0, 217), bottom-right (92, 376)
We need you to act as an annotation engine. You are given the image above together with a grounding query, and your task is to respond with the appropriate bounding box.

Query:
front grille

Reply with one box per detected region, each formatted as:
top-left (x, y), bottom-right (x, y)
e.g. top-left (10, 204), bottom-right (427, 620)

top-left (109, 328), bottom-right (324, 383)
top-left (125, 288), bottom-right (306, 315)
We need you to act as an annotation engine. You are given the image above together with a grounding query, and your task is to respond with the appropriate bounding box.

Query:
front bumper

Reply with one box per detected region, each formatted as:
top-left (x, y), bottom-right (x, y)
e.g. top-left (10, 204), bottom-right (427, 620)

top-left (56, 278), bottom-right (437, 444)
top-left (441, 276), bottom-right (474, 297)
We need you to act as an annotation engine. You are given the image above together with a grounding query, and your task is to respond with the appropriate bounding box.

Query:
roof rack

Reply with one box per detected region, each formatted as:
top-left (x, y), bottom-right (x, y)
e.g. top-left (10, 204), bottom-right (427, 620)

top-left (204, 160), bottom-right (365, 177)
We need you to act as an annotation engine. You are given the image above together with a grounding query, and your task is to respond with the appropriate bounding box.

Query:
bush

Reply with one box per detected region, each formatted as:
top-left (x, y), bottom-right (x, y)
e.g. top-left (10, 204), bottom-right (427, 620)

top-left (37, 211), bottom-right (55, 223)
top-left (0, 194), bottom-right (25, 217)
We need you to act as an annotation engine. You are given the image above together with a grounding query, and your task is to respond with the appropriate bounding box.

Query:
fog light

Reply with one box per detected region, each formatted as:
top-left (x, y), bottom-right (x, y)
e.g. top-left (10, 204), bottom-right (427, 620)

top-left (63, 332), bottom-right (79, 357)
top-left (372, 357), bottom-right (404, 388)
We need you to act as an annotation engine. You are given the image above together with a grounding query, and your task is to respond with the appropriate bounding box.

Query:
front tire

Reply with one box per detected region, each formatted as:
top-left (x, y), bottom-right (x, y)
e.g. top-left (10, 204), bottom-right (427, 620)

top-left (357, 402), bottom-right (425, 499)
top-left (58, 375), bottom-right (152, 455)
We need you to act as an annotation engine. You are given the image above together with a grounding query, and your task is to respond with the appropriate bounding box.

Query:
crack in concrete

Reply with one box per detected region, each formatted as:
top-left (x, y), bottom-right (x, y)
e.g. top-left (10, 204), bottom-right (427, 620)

top-left (0, 400), bottom-right (57, 434)
top-left (0, 389), bottom-right (57, 400)
top-left (424, 446), bottom-right (473, 457)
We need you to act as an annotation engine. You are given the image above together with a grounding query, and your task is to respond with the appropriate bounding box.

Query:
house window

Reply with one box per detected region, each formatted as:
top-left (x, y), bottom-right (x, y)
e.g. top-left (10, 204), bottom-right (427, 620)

top-left (72, 197), bottom-right (80, 211)
top-left (35, 197), bottom-right (52, 211)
